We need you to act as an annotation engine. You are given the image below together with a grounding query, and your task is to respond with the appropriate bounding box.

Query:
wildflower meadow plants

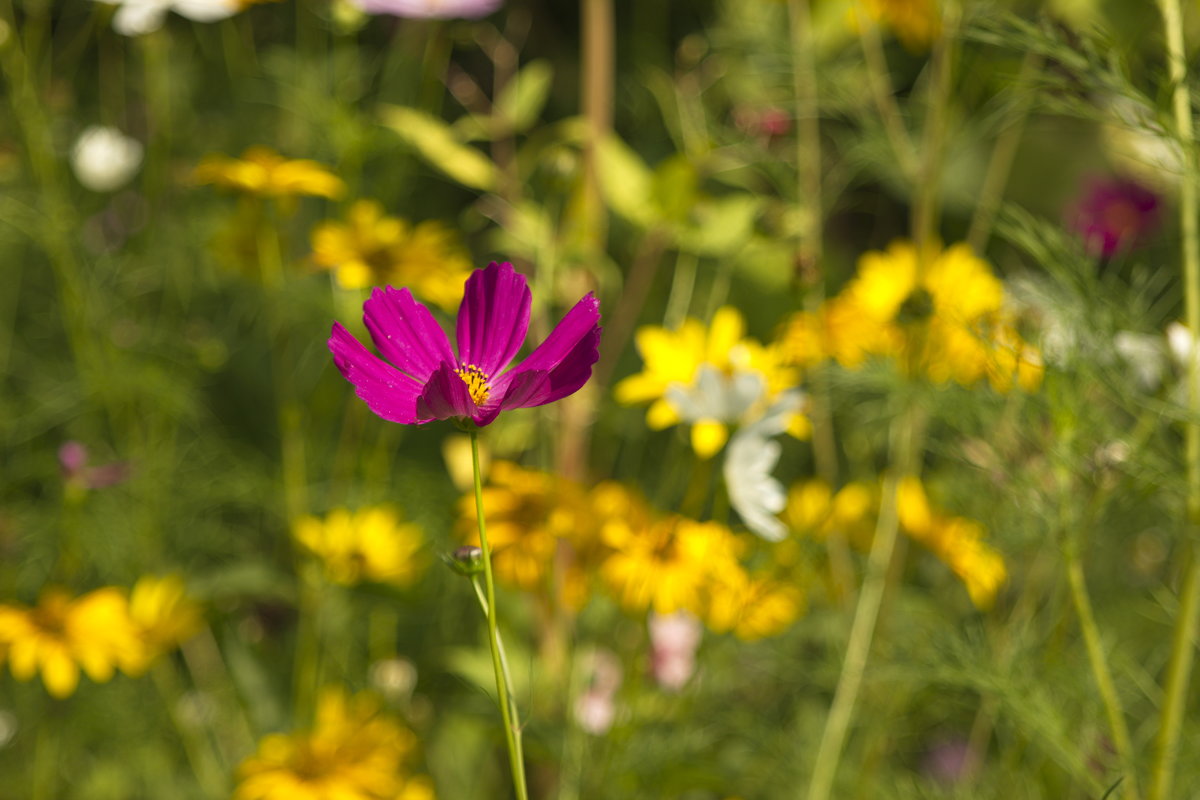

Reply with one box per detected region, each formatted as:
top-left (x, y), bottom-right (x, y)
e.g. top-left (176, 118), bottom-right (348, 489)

top-left (9, 1), bottom-right (1200, 799)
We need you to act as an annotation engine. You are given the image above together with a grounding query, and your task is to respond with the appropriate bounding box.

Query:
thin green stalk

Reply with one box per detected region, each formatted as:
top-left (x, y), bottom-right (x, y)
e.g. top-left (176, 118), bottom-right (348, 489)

top-left (31, 706), bottom-right (60, 800)
top-left (151, 660), bottom-right (227, 798)
top-left (1150, 0), bottom-right (1200, 797)
top-left (291, 562), bottom-right (324, 726)
top-left (966, 52), bottom-right (1040, 253)
top-left (469, 575), bottom-right (524, 766)
top-left (1064, 549), bottom-right (1139, 799)
top-left (852, 0), bottom-right (918, 182)
top-left (911, 1), bottom-right (958, 252)
top-left (469, 430), bottom-right (530, 800)
top-left (789, 0), bottom-right (850, 604)
top-left (804, 403), bottom-right (927, 800)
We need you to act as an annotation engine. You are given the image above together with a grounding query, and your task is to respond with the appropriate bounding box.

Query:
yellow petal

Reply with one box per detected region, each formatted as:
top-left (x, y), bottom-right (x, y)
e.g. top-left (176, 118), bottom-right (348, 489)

top-left (690, 420), bottom-right (728, 459)
top-left (646, 398), bottom-right (681, 430)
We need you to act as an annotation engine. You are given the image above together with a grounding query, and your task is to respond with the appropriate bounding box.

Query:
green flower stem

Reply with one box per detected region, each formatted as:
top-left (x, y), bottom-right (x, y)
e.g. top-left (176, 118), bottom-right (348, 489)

top-left (1150, 0), bottom-right (1200, 797)
top-left (804, 403), bottom-right (927, 800)
top-left (789, 0), bottom-right (851, 604)
top-left (1064, 547), bottom-right (1139, 799)
top-left (469, 430), bottom-right (530, 800)
top-left (151, 660), bottom-right (227, 799)
top-left (31, 703), bottom-right (60, 800)
top-left (851, 1), bottom-right (918, 182)
top-left (911, 0), bottom-right (958, 253)
top-left (966, 51), bottom-right (1040, 253)
top-left (292, 562), bottom-right (325, 726)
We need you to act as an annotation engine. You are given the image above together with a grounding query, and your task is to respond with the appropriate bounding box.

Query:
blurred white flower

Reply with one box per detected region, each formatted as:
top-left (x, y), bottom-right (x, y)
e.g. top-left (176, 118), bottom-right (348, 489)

top-left (1113, 330), bottom-right (1166, 391)
top-left (94, 0), bottom-right (240, 37)
top-left (724, 390), bottom-right (803, 542)
top-left (347, 0), bottom-right (502, 17)
top-left (70, 126), bottom-right (143, 192)
top-left (648, 611), bottom-right (702, 691)
top-left (665, 365), bottom-right (767, 457)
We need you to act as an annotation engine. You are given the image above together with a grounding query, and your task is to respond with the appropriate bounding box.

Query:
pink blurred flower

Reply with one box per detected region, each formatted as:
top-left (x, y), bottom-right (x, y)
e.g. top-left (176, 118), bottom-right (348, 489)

top-left (329, 261), bottom-right (601, 428)
top-left (1069, 177), bottom-right (1160, 258)
top-left (648, 611), bottom-right (702, 691)
top-left (347, 0), bottom-right (502, 18)
top-left (921, 737), bottom-right (978, 785)
top-left (574, 650), bottom-right (621, 735)
top-left (58, 442), bottom-right (130, 490)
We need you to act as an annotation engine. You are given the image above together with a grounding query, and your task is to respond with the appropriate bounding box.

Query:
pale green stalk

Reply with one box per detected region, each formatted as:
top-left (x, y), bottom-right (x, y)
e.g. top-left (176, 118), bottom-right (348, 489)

top-left (1064, 548), bottom-right (1139, 799)
top-left (852, 1), bottom-right (917, 182)
top-left (31, 708), bottom-right (60, 800)
top-left (152, 661), bottom-right (227, 798)
top-left (469, 430), bottom-right (530, 800)
top-left (966, 51), bottom-right (1040, 253)
top-left (1150, 0), bottom-right (1200, 796)
top-left (789, 0), bottom-right (850, 604)
top-left (804, 405), bottom-right (927, 800)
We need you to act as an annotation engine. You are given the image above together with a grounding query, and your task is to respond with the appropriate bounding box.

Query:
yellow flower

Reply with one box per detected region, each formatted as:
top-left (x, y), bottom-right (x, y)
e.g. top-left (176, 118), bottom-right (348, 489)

top-left (294, 508), bottom-right (426, 588)
top-left (860, 0), bottom-right (941, 50)
top-left (616, 307), bottom-right (804, 458)
top-left (311, 200), bottom-right (473, 310)
top-left (459, 461), bottom-right (588, 593)
top-left (193, 147), bottom-right (345, 199)
top-left (705, 571), bottom-right (805, 640)
top-left (896, 477), bottom-right (1007, 609)
top-left (125, 574), bottom-right (203, 674)
top-left (785, 479), bottom-right (876, 549)
top-left (601, 515), bottom-right (744, 616)
top-left (234, 687), bottom-right (435, 800)
top-left (793, 241), bottom-right (1041, 392)
top-left (0, 587), bottom-right (141, 698)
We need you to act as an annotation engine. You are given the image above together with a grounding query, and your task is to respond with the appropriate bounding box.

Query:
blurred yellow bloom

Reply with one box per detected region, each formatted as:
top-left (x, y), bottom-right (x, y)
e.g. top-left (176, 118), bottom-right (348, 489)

top-left (601, 516), bottom-right (744, 616)
top-left (896, 476), bottom-right (1007, 609)
top-left (294, 507), bottom-right (425, 587)
top-left (234, 687), bottom-right (435, 800)
top-left (706, 571), bottom-right (805, 640)
top-left (311, 200), bottom-right (473, 310)
top-left (125, 574), bottom-right (203, 674)
top-left (784, 241), bottom-right (1042, 392)
top-left (615, 306), bottom-right (804, 458)
top-left (0, 587), bottom-right (140, 698)
top-left (785, 479), bottom-right (876, 548)
top-left (193, 146), bottom-right (345, 199)
top-left (459, 461), bottom-right (587, 593)
top-left (860, 0), bottom-right (940, 50)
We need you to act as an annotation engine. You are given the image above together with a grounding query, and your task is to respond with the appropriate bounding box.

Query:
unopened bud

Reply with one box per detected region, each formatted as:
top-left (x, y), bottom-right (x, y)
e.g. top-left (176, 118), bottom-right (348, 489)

top-left (446, 545), bottom-right (485, 577)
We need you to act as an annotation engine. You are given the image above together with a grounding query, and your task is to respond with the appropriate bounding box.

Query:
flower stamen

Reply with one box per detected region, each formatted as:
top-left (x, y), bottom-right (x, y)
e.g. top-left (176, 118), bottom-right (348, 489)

top-left (456, 363), bottom-right (492, 405)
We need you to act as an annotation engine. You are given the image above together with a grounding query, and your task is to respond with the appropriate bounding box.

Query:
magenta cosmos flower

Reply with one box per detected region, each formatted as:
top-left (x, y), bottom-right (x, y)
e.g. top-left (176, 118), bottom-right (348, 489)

top-left (329, 261), bottom-right (601, 427)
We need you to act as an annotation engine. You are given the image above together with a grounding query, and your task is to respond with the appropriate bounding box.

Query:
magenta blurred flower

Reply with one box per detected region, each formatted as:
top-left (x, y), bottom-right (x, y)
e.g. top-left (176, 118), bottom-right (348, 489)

top-left (347, 0), bottom-right (502, 18)
top-left (58, 441), bottom-right (130, 490)
top-left (329, 261), bottom-right (601, 428)
top-left (1069, 177), bottom-right (1160, 258)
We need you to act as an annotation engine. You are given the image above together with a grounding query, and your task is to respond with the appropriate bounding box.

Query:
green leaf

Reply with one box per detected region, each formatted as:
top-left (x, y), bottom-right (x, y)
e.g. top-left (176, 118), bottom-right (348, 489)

top-left (678, 193), bottom-right (762, 256)
top-left (495, 59), bottom-right (554, 134)
top-left (379, 105), bottom-right (498, 191)
top-left (596, 134), bottom-right (656, 227)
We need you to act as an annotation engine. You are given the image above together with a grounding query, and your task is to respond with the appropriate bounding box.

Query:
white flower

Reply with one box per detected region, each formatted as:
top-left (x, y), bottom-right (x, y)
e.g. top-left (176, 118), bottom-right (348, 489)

top-left (94, 0), bottom-right (240, 37)
top-left (724, 391), bottom-right (804, 542)
top-left (1114, 330), bottom-right (1166, 392)
top-left (70, 126), bottom-right (143, 192)
top-left (664, 365), bottom-right (768, 457)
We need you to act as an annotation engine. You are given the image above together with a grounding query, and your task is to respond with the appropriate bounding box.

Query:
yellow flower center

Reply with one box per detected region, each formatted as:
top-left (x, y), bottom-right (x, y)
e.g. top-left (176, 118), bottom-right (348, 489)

top-left (455, 364), bottom-right (491, 405)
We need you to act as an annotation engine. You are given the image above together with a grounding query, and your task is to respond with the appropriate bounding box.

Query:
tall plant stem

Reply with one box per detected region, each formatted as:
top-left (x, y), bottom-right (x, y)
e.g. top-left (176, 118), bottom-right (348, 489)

top-left (911, 1), bottom-right (958, 252)
top-left (804, 403), bottom-right (927, 800)
top-left (789, 0), bottom-right (850, 601)
top-left (1150, 0), bottom-right (1200, 797)
top-left (852, 1), bottom-right (918, 182)
top-left (1064, 549), bottom-right (1139, 799)
top-left (470, 430), bottom-right (530, 800)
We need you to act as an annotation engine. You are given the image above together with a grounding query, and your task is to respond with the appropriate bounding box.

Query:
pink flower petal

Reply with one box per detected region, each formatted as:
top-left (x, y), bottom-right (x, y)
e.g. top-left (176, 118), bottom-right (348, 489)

top-left (329, 323), bottom-right (424, 424)
top-left (363, 286), bottom-right (456, 382)
top-left (415, 362), bottom-right (478, 421)
top-left (495, 292), bottom-right (601, 409)
top-left (456, 262), bottom-right (531, 376)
